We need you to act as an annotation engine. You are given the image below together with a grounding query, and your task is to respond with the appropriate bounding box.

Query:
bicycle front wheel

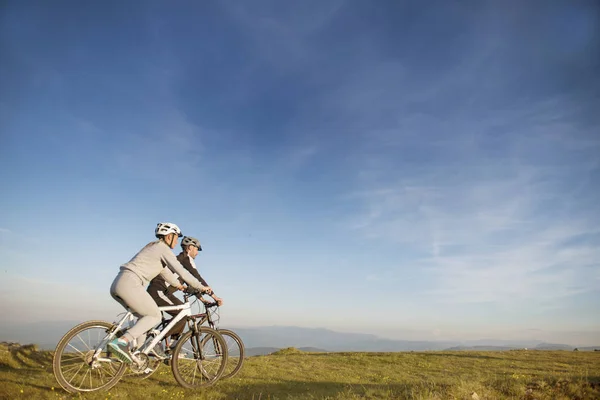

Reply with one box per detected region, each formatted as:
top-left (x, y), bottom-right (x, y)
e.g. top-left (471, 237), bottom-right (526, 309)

top-left (171, 326), bottom-right (228, 389)
top-left (52, 320), bottom-right (126, 393)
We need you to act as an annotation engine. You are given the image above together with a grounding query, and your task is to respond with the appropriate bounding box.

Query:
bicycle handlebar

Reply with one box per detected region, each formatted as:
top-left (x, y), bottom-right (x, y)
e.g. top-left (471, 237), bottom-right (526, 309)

top-left (183, 287), bottom-right (212, 296)
top-left (182, 288), bottom-right (219, 308)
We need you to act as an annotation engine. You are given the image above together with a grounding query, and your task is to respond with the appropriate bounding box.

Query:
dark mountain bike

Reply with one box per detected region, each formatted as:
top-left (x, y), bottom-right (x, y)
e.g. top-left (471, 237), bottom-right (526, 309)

top-left (129, 291), bottom-right (244, 380)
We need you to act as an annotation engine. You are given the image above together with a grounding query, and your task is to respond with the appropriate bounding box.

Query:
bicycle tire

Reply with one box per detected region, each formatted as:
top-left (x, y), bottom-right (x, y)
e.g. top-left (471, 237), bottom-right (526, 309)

top-left (210, 329), bottom-right (245, 379)
top-left (171, 326), bottom-right (228, 389)
top-left (52, 320), bottom-right (127, 393)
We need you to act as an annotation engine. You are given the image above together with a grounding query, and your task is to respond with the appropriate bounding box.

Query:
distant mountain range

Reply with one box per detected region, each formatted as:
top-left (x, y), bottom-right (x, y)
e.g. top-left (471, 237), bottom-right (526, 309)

top-left (245, 346), bottom-right (328, 356)
top-left (2, 321), bottom-right (598, 353)
top-left (443, 343), bottom-right (585, 351)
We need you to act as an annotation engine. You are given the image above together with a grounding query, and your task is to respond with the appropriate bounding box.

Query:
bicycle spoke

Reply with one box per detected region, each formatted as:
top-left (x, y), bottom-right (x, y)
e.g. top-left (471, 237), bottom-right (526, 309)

top-left (61, 363), bottom-right (83, 377)
top-left (66, 363), bottom-right (85, 385)
top-left (76, 333), bottom-right (92, 352)
top-left (77, 368), bottom-right (90, 390)
top-left (61, 355), bottom-right (84, 366)
top-left (97, 363), bottom-right (106, 383)
top-left (66, 342), bottom-right (86, 356)
top-left (191, 359), bottom-right (199, 384)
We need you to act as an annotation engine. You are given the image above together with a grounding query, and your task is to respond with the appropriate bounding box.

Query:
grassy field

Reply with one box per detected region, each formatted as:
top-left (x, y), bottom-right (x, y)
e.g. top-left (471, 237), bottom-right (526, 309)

top-left (1, 343), bottom-right (599, 400)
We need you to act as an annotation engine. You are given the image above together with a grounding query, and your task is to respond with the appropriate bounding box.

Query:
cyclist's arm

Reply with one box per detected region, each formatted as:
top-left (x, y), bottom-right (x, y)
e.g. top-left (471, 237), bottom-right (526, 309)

top-left (177, 254), bottom-right (210, 287)
top-left (158, 266), bottom-right (181, 288)
top-left (161, 250), bottom-right (207, 292)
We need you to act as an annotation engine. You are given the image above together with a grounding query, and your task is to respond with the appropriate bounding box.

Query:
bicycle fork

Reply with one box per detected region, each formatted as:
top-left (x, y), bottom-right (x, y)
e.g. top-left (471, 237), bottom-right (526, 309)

top-left (190, 325), bottom-right (204, 361)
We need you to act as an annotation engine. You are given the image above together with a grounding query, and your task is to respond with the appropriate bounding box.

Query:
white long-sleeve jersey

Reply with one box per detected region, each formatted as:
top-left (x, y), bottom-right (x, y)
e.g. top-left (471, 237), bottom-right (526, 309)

top-left (120, 240), bottom-right (206, 291)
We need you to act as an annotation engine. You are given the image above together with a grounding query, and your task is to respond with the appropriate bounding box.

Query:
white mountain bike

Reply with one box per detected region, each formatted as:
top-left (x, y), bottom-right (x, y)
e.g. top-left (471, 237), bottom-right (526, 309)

top-left (52, 290), bottom-right (228, 393)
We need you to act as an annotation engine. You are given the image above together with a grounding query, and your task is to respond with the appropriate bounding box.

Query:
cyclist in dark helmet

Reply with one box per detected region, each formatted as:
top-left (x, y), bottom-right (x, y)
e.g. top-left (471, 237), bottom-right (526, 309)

top-left (108, 223), bottom-right (210, 364)
top-left (176, 236), bottom-right (223, 306)
top-left (147, 235), bottom-right (223, 342)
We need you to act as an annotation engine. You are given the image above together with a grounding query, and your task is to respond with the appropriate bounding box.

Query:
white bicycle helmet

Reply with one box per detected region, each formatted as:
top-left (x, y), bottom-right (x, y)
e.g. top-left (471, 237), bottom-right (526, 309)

top-left (155, 222), bottom-right (183, 238)
top-left (181, 236), bottom-right (202, 251)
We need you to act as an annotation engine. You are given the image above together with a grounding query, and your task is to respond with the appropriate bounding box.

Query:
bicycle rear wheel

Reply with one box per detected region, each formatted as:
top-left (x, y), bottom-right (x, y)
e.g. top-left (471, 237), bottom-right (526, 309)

top-left (171, 326), bottom-right (228, 389)
top-left (52, 320), bottom-right (126, 393)
top-left (209, 329), bottom-right (245, 379)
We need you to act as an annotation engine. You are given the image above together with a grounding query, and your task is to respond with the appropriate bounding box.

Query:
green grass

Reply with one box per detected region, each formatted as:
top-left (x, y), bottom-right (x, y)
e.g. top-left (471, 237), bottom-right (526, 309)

top-left (1, 344), bottom-right (599, 399)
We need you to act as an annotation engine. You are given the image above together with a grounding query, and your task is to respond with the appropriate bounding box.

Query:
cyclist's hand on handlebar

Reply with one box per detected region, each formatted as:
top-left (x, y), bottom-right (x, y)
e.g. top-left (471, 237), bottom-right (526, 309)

top-left (184, 286), bottom-right (198, 295)
top-left (211, 294), bottom-right (223, 306)
top-left (177, 285), bottom-right (186, 292)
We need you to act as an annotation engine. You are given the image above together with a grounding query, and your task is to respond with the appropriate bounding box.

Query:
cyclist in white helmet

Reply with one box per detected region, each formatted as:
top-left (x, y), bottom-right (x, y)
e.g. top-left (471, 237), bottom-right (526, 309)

top-left (108, 222), bottom-right (211, 364)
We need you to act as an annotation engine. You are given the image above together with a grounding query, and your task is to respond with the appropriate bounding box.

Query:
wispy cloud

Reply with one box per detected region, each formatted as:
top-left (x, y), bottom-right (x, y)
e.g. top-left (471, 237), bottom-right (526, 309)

top-left (310, 1), bottom-right (600, 316)
top-left (283, 144), bottom-right (320, 170)
top-left (345, 95), bottom-right (600, 308)
top-left (114, 109), bottom-right (204, 181)
top-left (221, 0), bottom-right (346, 71)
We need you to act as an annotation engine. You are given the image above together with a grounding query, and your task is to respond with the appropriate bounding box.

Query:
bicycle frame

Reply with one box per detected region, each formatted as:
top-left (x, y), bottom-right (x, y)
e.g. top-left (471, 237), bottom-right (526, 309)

top-left (194, 295), bottom-right (219, 328)
top-left (98, 294), bottom-right (205, 364)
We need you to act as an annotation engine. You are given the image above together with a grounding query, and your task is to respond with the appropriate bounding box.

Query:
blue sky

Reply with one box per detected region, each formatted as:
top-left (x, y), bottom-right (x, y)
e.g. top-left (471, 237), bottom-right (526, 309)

top-left (1, 0), bottom-right (599, 345)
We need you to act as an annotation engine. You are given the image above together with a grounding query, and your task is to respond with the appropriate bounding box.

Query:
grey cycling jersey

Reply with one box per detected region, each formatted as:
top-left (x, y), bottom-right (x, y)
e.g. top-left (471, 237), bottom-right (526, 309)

top-left (120, 240), bottom-right (206, 291)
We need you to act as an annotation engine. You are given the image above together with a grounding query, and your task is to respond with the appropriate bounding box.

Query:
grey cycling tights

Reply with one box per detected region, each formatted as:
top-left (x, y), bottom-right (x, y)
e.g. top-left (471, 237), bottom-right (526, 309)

top-left (110, 270), bottom-right (162, 346)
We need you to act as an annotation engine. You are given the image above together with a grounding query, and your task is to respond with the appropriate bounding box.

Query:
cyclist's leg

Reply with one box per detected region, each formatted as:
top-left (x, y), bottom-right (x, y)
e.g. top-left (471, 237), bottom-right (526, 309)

top-left (110, 271), bottom-right (162, 351)
top-left (147, 286), bottom-right (186, 339)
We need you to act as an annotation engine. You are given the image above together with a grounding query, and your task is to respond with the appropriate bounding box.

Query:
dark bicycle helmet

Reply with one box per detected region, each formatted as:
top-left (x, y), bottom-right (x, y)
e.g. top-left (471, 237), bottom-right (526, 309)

top-left (181, 236), bottom-right (202, 251)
